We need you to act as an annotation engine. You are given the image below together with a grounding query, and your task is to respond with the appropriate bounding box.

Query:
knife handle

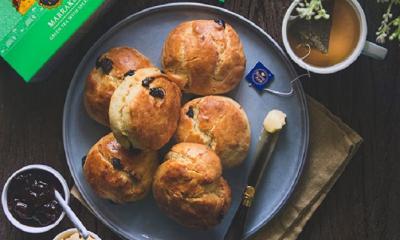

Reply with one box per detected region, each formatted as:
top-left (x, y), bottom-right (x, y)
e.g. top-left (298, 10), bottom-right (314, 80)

top-left (224, 186), bottom-right (255, 240)
top-left (224, 204), bottom-right (249, 240)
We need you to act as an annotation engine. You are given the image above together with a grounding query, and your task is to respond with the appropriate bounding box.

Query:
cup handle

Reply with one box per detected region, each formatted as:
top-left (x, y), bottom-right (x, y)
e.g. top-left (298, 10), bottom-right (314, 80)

top-left (362, 41), bottom-right (388, 60)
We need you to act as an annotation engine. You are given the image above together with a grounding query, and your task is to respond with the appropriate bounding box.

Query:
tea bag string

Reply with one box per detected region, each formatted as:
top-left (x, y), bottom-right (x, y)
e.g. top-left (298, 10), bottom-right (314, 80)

top-left (262, 44), bottom-right (311, 97)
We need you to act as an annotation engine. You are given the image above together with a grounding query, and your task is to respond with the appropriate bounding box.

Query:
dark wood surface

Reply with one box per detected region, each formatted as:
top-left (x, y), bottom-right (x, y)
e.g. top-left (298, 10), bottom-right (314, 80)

top-left (0, 0), bottom-right (399, 239)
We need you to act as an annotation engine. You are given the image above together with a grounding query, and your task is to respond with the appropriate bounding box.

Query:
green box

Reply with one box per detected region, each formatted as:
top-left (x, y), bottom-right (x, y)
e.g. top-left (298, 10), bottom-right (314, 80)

top-left (0, 0), bottom-right (106, 82)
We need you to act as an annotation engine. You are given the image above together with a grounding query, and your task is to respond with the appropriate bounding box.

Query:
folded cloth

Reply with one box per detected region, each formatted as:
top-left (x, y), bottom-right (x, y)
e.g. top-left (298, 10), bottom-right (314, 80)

top-left (71, 96), bottom-right (363, 240)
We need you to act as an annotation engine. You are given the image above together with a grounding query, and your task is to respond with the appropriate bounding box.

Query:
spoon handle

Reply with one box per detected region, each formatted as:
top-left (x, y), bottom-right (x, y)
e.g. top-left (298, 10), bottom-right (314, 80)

top-left (54, 190), bottom-right (90, 240)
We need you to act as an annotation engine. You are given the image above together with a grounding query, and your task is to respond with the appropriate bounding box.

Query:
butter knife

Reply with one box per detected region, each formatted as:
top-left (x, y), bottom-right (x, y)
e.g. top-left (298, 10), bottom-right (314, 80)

top-left (224, 110), bottom-right (287, 240)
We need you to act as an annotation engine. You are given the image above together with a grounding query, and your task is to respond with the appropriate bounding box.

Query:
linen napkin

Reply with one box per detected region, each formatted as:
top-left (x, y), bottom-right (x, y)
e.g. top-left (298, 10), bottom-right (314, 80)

top-left (71, 96), bottom-right (363, 240)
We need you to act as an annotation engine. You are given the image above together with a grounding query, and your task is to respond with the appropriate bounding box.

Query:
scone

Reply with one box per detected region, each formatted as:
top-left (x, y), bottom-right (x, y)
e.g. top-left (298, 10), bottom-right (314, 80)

top-left (84, 47), bottom-right (153, 126)
top-left (109, 68), bottom-right (181, 150)
top-left (153, 143), bottom-right (231, 229)
top-left (83, 133), bottom-right (159, 203)
top-left (176, 96), bottom-right (251, 168)
top-left (161, 19), bottom-right (246, 95)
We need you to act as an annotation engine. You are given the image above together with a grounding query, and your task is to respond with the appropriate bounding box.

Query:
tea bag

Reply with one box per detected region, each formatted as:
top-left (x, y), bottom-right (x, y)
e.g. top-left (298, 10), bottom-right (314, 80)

top-left (289, 0), bottom-right (335, 53)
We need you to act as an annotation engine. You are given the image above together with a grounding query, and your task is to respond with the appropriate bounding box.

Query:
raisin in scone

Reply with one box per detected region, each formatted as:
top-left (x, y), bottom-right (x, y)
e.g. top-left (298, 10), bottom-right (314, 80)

top-left (83, 133), bottom-right (159, 203)
top-left (84, 47), bottom-right (153, 126)
top-left (162, 20), bottom-right (246, 95)
top-left (153, 143), bottom-right (231, 229)
top-left (109, 68), bottom-right (181, 150)
top-left (176, 96), bottom-right (251, 168)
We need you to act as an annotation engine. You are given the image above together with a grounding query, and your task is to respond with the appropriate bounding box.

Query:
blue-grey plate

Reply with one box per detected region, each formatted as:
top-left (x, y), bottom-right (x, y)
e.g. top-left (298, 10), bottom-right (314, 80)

top-left (63, 3), bottom-right (309, 240)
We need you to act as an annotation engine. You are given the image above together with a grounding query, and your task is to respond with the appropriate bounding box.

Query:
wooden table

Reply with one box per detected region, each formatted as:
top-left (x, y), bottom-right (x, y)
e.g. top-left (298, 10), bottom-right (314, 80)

top-left (1, 0), bottom-right (399, 239)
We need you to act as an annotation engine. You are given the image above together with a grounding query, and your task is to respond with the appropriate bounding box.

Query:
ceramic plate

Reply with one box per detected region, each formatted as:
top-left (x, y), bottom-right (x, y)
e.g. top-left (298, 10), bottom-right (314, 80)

top-left (63, 3), bottom-right (309, 240)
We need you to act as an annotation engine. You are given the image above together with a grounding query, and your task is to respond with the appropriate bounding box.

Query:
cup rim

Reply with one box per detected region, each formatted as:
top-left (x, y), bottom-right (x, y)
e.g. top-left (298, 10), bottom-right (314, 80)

top-left (1, 164), bottom-right (70, 233)
top-left (53, 228), bottom-right (101, 240)
top-left (282, 0), bottom-right (368, 74)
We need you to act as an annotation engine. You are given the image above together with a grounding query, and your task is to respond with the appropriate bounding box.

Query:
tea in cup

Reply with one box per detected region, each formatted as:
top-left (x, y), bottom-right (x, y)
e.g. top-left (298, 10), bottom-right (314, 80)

top-left (282, 0), bottom-right (387, 74)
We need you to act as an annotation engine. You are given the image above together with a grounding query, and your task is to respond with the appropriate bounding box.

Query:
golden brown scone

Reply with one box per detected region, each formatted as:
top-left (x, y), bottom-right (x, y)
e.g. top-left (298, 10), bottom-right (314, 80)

top-left (84, 47), bottom-right (153, 126)
top-left (83, 133), bottom-right (159, 203)
top-left (161, 19), bottom-right (246, 95)
top-left (176, 96), bottom-right (251, 168)
top-left (109, 68), bottom-right (182, 150)
top-left (153, 143), bottom-right (231, 229)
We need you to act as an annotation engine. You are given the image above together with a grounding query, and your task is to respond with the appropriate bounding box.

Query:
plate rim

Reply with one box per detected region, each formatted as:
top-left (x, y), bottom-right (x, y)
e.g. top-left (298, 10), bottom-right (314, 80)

top-left (63, 2), bottom-right (309, 240)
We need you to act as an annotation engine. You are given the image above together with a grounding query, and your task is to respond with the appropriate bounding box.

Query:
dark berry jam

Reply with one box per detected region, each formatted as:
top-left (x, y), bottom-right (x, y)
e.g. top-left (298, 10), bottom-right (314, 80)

top-left (149, 87), bottom-right (165, 99)
top-left (7, 169), bottom-right (64, 227)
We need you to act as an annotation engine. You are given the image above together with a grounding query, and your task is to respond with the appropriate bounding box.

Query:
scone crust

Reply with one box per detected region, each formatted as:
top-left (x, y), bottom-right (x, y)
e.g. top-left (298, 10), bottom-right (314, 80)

top-left (162, 20), bottom-right (246, 95)
top-left (176, 96), bottom-right (251, 168)
top-left (83, 133), bottom-right (159, 203)
top-left (84, 47), bottom-right (153, 126)
top-left (153, 143), bottom-right (231, 229)
top-left (109, 68), bottom-right (182, 150)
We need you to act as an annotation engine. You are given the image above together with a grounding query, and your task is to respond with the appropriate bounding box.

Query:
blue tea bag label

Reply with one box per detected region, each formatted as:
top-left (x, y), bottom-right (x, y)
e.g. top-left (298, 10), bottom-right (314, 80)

top-left (246, 62), bottom-right (274, 91)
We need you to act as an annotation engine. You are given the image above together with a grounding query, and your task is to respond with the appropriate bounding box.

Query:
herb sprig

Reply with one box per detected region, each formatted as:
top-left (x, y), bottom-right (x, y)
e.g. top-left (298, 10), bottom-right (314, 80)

top-left (296, 0), bottom-right (330, 20)
top-left (376, 0), bottom-right (400, 43)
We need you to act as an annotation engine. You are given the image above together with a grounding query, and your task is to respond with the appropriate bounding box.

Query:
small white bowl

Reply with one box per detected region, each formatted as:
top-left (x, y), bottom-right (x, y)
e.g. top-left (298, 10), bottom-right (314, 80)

top-left (1, 164), bottom-right (70, 233)
top-left (53, 228), bottom-right (101, 240)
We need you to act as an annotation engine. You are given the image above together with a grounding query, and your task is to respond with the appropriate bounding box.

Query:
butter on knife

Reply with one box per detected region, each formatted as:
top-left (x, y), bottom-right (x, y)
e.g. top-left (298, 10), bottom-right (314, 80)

top-left (263, 110), bottom-right (287, 133)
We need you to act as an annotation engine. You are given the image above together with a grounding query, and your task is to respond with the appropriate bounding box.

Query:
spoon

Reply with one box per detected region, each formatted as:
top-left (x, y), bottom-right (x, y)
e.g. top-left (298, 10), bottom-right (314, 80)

top-left (54, 190), bottom-right (90, 240)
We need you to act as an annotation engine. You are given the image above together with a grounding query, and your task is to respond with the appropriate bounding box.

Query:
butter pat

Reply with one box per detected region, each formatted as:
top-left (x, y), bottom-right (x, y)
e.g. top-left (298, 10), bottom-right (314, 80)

top-left (263, 110), bottom-right (287, 133)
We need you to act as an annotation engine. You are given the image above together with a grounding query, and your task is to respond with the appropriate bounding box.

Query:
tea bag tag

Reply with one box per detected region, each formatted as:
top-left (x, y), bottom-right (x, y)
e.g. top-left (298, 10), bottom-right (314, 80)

top-left (245, 62), bottom-right (274, 91)
top-left (246, 61), bottom-right (310, 97)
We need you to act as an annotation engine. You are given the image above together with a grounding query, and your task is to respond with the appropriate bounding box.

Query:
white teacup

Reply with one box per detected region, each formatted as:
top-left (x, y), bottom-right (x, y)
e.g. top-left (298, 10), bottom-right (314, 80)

top-left (282, 0), bottom-right (388, 74)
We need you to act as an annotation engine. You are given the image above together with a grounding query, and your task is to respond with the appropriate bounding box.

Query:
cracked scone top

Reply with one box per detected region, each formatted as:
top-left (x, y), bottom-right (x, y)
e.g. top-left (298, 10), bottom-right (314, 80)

top-left (153, 143), bottom-right (231, 229)
top-left (83, 133), bottom-right (159, 203)
top-left (109, 68), bottom-right (181, 150)
top-left (161, 20), bottom-right (246, 95)
top-left (84, 47), bottom-right (153, 126)
top-left (176, 96), bottom-right (251, 168)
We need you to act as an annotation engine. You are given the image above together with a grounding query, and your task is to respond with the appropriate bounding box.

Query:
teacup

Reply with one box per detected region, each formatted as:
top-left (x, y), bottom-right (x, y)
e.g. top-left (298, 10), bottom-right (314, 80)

top-left (282, 0), bottom-right (388, 74)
